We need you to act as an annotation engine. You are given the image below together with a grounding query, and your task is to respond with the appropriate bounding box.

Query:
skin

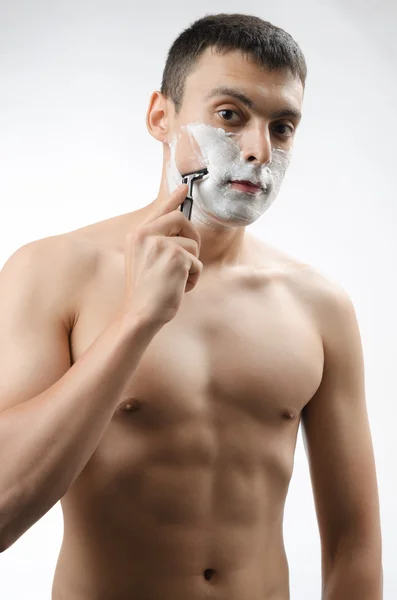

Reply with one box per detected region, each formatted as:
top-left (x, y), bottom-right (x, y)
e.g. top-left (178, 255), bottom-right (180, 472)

top-left (2, 48), bottom-right (382, 599)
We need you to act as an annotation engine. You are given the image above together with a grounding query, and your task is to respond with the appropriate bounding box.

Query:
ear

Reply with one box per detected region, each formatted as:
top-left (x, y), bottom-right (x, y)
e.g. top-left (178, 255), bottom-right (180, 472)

top-left (146, 91), bottom-right (173, 143)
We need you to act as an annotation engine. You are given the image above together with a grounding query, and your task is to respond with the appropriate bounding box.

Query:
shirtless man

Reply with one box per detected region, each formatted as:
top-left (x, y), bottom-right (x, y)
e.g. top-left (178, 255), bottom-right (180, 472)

top-left (0, 13), bottom-right (382, 600)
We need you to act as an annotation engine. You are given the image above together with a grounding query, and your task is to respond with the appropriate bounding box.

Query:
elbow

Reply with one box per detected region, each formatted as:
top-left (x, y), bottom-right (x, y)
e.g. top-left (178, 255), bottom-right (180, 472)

top-left (0, 516), bottom-right (25, 554)
top-left (0, 510), bottom-right (13, 553)
top-left (0, 485), bottom-right (27, 553)
top-left (0, 483), bottom-right (66, 554)
top-left (0, 501), bottom-right (9, 552)
top-left (0, 528), bottom-right (17, 553)
top-left (0, 538), bottom-right (9, 553)
top-left (0, 518), bottom-right (11, 553)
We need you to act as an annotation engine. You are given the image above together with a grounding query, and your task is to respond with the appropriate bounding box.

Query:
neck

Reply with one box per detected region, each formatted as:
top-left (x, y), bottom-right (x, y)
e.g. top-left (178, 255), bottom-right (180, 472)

top-left (193, 216), bottom-right (246, 267)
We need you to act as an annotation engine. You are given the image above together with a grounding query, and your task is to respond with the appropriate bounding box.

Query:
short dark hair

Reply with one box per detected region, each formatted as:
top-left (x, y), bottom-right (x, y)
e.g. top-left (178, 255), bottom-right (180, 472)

top-left (161, 13), bottom-right (307, 112)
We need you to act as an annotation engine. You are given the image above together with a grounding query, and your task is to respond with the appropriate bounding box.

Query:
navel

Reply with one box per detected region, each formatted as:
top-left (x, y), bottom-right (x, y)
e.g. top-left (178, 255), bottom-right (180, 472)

top-left (203, 568), bottom-right (216, 581)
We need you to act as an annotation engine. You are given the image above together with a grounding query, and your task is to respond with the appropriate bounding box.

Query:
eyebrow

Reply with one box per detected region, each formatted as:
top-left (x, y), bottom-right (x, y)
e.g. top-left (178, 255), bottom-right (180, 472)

top-left (205, 86), bottom-right (302, 121)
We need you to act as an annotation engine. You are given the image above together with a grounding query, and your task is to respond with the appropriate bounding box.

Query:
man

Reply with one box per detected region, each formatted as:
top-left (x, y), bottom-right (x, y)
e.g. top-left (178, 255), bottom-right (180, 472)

top-left (0, 13), bottom-right (382, 600)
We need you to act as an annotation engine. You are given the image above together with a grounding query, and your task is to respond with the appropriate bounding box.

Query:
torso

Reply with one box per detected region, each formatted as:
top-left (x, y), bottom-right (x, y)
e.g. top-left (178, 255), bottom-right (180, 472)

top-left (51, 211), bottom-right (325, 600)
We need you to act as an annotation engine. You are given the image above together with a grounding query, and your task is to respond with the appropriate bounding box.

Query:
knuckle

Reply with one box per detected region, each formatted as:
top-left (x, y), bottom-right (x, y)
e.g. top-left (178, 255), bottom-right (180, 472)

top-left (168, 243), bottom-right (183, 259)
top-left (132, 228), bottom-right (146, 243)
top-left (151, 236), bottom-right (165, 251)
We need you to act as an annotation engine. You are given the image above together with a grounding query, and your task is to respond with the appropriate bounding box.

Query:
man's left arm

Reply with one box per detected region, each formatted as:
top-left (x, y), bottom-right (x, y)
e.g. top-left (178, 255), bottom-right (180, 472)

top-left (301, 283), bottom-right (383, 600)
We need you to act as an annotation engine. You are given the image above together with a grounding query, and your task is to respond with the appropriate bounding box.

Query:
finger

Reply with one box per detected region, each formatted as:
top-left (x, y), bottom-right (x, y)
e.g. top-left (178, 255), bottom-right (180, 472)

top-left (141, 184), bottom-right (189, 226)
top-left (167, 236), bottom-right (200, 258)
top-left (184, 253), bottom-right (203, 292)
top-left (142, 211), bottom-right (201, 251)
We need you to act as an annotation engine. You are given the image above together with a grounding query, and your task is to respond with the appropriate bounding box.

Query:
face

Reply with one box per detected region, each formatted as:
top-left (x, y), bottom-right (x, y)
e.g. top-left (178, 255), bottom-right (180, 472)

top-left (163, 48), bottom-right (304, 228)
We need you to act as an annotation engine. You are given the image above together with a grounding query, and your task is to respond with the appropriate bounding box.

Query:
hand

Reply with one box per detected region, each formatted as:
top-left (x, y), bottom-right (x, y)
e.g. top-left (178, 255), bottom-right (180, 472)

top-left (120, 184), bottom-right (203, 327)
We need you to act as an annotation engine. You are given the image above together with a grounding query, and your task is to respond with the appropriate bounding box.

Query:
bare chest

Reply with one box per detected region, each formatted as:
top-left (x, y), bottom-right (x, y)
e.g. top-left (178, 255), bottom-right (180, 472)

top-left (70, 259), bottom-right (324, 431)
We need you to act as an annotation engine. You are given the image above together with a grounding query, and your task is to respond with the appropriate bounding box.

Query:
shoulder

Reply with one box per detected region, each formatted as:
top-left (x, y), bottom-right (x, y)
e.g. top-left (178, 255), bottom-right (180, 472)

top-left (1, 232), bottom-right (102, 331)
top-left (248, 234), bottom-right (358, 337)
top-left (284, 262), bottom-right (360, 347)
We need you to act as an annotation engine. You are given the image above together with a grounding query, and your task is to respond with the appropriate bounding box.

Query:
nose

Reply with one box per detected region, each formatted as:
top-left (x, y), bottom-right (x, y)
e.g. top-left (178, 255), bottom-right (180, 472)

top-left (240, 125), bottom-right (272, 166)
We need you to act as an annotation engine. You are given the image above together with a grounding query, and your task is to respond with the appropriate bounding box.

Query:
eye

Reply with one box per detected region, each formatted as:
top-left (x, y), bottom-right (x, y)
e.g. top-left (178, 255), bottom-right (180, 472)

top-left (217, 109), bottom-right (243, 125)
top-left (272, 123), bottom-right (294, 137)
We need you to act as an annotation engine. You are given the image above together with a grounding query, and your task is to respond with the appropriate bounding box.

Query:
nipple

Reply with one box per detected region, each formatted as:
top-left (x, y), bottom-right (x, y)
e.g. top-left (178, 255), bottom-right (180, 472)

top-left (117, 397), bottom-right (142, 412)
top-left (281, 408), bottom-right (296, 420)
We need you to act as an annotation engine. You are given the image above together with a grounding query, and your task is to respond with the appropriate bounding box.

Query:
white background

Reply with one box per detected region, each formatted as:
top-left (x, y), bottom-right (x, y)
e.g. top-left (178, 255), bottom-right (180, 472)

top-left (0, 0), bottom-right (396, 598)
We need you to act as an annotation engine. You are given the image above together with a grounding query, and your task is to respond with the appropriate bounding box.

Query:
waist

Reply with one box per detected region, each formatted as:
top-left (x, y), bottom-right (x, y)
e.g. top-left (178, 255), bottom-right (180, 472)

top-left (53, 532), bottom-right (290, 600)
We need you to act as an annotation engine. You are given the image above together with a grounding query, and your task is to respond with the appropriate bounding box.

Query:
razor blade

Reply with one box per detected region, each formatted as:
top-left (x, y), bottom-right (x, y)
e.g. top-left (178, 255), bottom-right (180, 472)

top-left (180, 168), bottom-right (209, 220)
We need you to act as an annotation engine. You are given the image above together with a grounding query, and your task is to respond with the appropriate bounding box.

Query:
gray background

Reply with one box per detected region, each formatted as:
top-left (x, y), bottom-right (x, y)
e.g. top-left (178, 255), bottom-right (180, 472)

top-left (0, 0), bottom-right (396, 598)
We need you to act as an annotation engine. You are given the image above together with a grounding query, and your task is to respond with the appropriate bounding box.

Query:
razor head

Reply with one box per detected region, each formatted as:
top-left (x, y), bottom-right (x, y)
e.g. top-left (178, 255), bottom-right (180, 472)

top-left (181, 167), bottom-right (209, 198)
top-left (182, 167), bottom-right (209, 178)
top-left (180, 168), bottom-right (209, 221)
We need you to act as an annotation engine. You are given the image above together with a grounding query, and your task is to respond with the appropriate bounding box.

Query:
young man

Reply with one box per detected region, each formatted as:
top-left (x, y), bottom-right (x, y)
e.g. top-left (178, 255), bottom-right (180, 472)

top-left (0, 14), bottom-right (382, 600)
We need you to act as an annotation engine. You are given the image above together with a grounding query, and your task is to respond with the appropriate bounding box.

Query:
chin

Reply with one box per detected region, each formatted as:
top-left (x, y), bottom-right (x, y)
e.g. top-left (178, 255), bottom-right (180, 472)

top-left (206, 209), bottom-right (258, 227)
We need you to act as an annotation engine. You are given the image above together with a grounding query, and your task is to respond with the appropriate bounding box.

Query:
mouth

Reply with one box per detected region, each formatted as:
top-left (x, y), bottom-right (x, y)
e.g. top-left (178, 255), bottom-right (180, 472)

top-left (229, 180), bottom-right (262, 194)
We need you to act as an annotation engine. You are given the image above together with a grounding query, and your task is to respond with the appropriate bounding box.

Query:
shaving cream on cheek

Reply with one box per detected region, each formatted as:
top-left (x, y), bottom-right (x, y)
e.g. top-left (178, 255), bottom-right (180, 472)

top-left (166, 123), bottom-right (292, 228)
top-left (166, 134), bottom-right (183, 194)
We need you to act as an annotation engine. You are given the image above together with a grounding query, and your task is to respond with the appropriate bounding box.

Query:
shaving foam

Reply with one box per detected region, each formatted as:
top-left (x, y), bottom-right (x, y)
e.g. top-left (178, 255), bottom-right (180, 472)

top-left (166, 123), bottom-right (291, 229)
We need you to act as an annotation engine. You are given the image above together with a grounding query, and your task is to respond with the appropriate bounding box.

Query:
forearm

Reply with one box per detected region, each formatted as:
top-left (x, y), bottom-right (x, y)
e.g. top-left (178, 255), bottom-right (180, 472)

top-left (323, 549), bottom-right (383, 600)
top-left (0, 311), bottom-right (161, 551)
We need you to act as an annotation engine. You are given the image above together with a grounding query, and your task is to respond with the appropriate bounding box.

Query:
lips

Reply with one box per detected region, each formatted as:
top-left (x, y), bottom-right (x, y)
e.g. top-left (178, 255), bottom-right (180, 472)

top-left (229, 180), bottom-right (262, 193)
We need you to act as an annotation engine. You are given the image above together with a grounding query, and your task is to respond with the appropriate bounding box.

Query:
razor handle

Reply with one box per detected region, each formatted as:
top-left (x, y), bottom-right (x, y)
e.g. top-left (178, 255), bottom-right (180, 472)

top-left (180, 175), bottom-right (193, 221)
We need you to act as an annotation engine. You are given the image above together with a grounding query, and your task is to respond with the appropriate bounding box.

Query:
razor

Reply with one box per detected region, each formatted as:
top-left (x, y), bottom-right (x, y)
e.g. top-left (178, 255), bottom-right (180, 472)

top-left (180, 167), bottom-right (209, 220)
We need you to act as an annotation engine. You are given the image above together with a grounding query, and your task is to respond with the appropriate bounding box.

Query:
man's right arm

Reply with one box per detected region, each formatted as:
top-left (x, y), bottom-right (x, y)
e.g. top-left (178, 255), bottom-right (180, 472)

top-left (0, 239), bottom-right (160, 552)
